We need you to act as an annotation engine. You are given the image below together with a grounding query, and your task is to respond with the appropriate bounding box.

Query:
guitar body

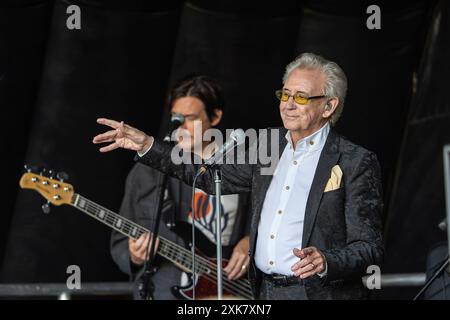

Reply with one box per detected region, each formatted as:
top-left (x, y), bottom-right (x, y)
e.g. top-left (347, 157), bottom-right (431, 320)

top-left (169, 221), bottom-right (239, 300)
top-left (171, 258), bottom-right (238, 300)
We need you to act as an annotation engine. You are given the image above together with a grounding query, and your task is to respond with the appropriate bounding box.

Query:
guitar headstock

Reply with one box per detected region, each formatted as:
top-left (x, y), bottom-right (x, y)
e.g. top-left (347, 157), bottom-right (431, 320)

top-left (19, 166), bottom-right (74, 207)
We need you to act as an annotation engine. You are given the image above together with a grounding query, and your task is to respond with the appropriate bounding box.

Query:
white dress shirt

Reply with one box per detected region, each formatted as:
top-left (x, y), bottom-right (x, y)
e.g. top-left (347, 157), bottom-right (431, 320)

top-left (254, 122), bottom-right (330, 276)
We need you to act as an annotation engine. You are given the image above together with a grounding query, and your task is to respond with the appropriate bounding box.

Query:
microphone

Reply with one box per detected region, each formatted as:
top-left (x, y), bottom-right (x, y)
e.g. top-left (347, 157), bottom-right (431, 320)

top-left (164, 113), bottom-right (185, 142)
top-left (197, 129), bottom-right (245, 175)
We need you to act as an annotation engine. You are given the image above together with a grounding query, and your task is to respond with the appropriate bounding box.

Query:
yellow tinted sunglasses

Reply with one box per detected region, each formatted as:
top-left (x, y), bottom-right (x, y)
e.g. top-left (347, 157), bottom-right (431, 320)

top-left (275, 89), bottom-right (326, 105)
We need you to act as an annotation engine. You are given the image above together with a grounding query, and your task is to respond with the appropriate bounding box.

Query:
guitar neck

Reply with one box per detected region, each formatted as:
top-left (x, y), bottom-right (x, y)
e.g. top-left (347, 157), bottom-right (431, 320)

top-left (70, 193), bottom-right (209, 274)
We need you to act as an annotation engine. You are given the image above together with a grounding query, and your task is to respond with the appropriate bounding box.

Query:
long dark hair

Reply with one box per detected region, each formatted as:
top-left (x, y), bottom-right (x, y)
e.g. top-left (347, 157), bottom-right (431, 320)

top-left (166, 74), bottom-right (224, 121)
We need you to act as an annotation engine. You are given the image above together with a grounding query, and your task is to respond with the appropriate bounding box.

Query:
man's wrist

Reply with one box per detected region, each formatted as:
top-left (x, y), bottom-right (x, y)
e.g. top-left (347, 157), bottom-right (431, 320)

top-left (130, 256), bottom-right (144, 267)
top-left (138, 136), bottom-right (154, 157)
top-left (317, 261), bottom-right (328, 277)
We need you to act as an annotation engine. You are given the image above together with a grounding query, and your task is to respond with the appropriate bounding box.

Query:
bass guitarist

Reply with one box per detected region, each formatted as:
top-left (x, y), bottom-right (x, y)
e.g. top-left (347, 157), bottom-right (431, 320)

top-left (110, 75), bottom-right (251, 300)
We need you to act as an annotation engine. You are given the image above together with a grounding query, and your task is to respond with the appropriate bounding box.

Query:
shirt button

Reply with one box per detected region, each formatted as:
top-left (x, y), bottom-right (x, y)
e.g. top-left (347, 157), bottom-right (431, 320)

top-left (293, 160), bottom-right (298, 165)
top-left (309, 140), bottom-right (314, 145)
top-left (270, 234), bottom-right (275, 239)
top-left (277, 210), bottom-right (282, 215)
top-left (269, 261), bottom-right (274, 265)
top-left (285, 186), bottom-right (290, 190)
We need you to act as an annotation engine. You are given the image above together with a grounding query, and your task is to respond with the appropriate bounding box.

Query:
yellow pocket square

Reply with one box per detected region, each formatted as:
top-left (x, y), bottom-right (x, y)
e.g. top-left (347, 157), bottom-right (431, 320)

top-left (324, 165), bottom-right (343, 192)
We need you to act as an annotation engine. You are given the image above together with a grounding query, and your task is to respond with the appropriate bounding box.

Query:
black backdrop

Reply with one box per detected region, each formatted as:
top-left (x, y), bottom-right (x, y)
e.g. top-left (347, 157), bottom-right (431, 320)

top-left (1, 0), bottom-right (449, 299)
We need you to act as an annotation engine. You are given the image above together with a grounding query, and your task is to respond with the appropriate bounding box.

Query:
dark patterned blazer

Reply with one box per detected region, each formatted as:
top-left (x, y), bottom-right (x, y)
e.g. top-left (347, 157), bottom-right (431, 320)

top-left (137, 127), bottom-right (384, 300)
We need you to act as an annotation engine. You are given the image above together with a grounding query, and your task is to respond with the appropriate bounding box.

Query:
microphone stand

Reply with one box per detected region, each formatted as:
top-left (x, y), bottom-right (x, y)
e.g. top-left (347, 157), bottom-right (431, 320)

top-left (213, 167), bottom-right (223, 299)
top-left (139, 137), bottom-right (171, 300)
top-left (197, 130), bottom-right (244, 299)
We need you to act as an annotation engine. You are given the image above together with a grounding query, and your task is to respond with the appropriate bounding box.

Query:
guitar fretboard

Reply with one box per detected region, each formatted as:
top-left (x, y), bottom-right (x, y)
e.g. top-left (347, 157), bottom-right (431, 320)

top-left (70, 193), bottom-right (253, 299)
top-left (71, 193), bottom-right (208, 274)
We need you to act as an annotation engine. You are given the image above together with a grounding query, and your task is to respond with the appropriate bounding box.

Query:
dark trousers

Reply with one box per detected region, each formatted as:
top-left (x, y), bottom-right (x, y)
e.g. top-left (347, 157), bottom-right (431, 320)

top-left (260, 278), bottom-right (308, 300)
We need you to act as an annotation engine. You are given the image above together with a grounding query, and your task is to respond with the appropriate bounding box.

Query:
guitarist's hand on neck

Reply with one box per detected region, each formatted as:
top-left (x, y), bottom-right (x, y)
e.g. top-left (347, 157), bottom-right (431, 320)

top-left (129, 233), bottom-right (159, 266)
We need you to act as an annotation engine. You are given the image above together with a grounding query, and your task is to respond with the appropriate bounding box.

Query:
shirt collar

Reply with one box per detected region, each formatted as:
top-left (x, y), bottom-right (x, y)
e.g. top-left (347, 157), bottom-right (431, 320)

top-left (285, 122), bottom-right (330, 152)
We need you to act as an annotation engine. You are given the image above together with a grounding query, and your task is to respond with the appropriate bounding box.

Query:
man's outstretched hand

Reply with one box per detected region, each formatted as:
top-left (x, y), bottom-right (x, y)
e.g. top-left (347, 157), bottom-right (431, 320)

top-left (93, 118), bottom-right (153, 153)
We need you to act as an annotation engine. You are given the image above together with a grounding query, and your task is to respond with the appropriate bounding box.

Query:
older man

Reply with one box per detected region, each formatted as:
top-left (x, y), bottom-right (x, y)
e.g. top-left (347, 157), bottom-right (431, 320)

top-left (93, 53), bottom-right (384, 300)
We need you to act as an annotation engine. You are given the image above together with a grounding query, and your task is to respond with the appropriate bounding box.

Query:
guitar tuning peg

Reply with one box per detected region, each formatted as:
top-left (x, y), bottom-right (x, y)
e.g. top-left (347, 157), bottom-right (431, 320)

top-left (57, 172), bottom-right (69, 182)
top-left (40, 168), bottom-right (47, 176)
top-left (42, 201), bottom-right (51, 214)
top-left (48, 169), bottom-right (55, 179)
top-left (24, 165), bottom-right (42, 173)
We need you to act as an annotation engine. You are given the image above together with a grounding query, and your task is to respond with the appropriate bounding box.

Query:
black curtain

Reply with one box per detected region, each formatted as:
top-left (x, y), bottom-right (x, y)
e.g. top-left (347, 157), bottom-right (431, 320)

top-left (1, 0), bottom-right (180, 282)
top-left (0, 0), bottom-right (53, 269)
top-left (296, 1), bottom-right (431, 203)
top-left (158, 0), bottom-right (305, 136)
top-left (382, 0), bottom-right (450, 299)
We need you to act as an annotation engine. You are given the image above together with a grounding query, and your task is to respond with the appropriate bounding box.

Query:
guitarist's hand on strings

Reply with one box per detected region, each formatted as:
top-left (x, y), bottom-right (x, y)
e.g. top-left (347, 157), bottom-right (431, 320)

top-left (93, 118), bottom-right (154, 154)
top-left (224, 236), bottom-right (250, 281)
top-left (129, 233), bottom-right (160, 266)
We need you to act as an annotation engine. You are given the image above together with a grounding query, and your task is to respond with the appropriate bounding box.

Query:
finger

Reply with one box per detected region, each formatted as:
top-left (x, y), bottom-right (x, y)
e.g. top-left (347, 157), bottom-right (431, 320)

top-left (138, 237), bottom-right (160, 260)
top-left (137, 244), bottom-right (150, 260)
top-left (298, 270), bottom-right (317, 279)
top-left (93, 129), bottom-right (118, 144)
top-left (97, 118), bottom-right (121, 129)
top-left (291, 253), bottom-right (318, 271)
top-left (129, 241), bottom-right (143, 264)
top-left (94, 137), bottom-right (115, 144)
top-left (298, 253), bottom-right (321, 268)
top-left (300, 247), bottom-right (316, 256)
top-left (138, 234), bottom-right (157, 256)
top-left (310, 257), bottom-right (325, 273)
top-left (295, 257), bottom-right (324, 277)
top-left (234, 256), bottom-right (250, 280)
top-left (137, 249), bottom-right (149, 262)
top-left (137, 245), bottom-right (150, 260)
top-left (135, 233), bottom-right (149, 251)
top-left (291, 257), bottom-right (312, 272)
top-left (224, 254), bottom-right (239, 274)
top-left (294, 263), bottom-right (315, 277)
top-left (99, 142), bottom-right (120, 153)
top-left (235, 266), bottom-right (248, 280)
top-left (228, 255), bottom-right (247, 280)
top-left (130, 237), bottom-right (142, 253)
top-left (128, 237), bottom-right (137, 251)
top-left (293, 248), bottom-right (305, 258)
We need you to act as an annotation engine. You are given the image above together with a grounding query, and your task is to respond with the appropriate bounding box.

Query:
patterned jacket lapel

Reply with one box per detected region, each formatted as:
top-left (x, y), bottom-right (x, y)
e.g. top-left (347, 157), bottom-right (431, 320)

top-left (301, 129), bottom-right (341, 247)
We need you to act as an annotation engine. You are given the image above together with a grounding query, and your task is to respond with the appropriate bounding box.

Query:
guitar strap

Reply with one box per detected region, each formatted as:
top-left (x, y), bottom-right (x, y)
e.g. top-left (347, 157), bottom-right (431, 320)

top-left (162, 178), bottom-right (177, 231)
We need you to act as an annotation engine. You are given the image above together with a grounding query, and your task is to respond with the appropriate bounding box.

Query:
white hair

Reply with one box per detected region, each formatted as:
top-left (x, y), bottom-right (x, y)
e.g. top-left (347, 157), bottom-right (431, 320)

top-left (282, 52), bottom-right (347, 125)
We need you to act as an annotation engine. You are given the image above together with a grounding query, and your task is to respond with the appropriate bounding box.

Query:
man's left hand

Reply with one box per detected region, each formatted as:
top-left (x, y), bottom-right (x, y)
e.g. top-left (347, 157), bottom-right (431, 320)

top-left (291, 247), bottom-right (326, 279)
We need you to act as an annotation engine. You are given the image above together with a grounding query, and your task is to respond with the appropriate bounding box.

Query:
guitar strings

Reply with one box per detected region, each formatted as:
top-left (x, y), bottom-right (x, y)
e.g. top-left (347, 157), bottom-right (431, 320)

top-left (158, 243), bottom-right (253, 299)
top-left (81, 199), bottom-right (253, 298)
top-left (81, 199), bottom-right (247, 283)
top-left (88, 212), bottom-right (252, 298)
top-left (156, 238), bottom-right (253, 297)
